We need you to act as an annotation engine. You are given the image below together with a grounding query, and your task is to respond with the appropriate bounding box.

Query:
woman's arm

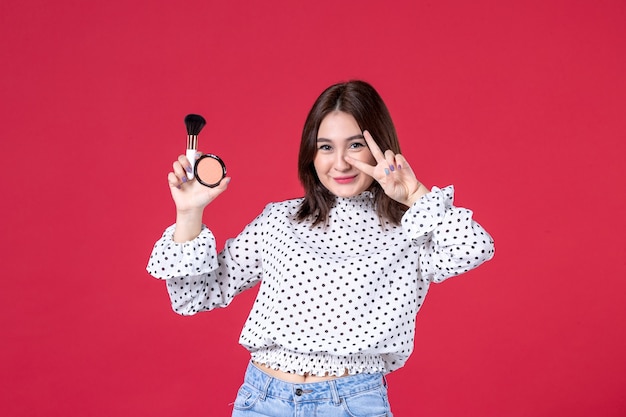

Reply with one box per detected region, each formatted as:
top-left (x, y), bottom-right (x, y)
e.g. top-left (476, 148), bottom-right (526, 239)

top-left (402, 186), bottom-right (495, 283)
top-left (147, 152), bottom-right (261, 315)
top-left (167, 153), bottom-right (231, 242)
top-left (147, 206), bottom-right (268, 315)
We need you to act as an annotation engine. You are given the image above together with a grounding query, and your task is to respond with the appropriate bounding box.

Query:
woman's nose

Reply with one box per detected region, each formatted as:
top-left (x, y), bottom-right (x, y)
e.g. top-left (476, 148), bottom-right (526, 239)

top-left (334, 152), bottom-right (351, 171)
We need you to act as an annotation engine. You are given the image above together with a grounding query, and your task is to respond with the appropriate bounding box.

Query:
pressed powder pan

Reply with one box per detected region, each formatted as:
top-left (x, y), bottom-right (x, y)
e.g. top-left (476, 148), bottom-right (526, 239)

top-left (194, 154), bottom-right (227, 187)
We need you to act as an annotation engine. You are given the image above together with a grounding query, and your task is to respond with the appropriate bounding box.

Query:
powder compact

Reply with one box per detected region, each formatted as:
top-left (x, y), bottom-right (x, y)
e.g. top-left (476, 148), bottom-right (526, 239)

top-left (194, 154), bottom-right (227, 188)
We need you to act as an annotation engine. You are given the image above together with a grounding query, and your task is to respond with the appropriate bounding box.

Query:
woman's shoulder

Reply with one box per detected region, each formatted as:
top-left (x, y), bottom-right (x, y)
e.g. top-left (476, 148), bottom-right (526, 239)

top-left (261, 196), bottom-right (305, 216)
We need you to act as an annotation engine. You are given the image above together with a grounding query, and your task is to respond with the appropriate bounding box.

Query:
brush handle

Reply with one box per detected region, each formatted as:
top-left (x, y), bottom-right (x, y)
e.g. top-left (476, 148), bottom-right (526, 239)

top-left (186, 148), bottom-right (197, 180)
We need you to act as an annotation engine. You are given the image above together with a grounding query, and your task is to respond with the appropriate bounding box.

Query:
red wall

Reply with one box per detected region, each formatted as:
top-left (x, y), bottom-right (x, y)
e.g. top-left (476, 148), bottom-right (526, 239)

top-left (1, 1), bottom-right (625, 416)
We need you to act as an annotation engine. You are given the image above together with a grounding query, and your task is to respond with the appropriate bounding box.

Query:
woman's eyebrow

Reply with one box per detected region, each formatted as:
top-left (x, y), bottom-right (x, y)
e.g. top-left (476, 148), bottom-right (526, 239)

top-left (316, 134), bottom-right (365, 142)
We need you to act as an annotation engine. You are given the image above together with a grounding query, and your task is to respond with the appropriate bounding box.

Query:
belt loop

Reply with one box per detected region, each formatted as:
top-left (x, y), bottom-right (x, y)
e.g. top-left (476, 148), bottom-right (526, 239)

top-left (328, 380), bottom-right (341, 406)
top-left (259, 373), bottom-right (272, 401)
top-left (382, 373), bottom-right (388, 388)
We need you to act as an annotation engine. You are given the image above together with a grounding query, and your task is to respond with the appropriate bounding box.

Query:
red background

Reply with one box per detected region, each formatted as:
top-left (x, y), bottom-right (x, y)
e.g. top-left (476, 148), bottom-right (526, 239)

top-left (1, 0), bottom-right (625, 416)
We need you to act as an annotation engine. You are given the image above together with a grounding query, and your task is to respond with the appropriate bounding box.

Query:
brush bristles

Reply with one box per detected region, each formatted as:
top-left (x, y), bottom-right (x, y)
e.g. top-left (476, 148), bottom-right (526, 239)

top-left (185, 114), bottom-right (206, 136)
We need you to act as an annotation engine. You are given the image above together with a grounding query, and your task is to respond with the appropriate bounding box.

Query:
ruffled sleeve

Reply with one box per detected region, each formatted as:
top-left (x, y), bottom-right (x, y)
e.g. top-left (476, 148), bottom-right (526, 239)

top-left (146, 208), bottom-right (267, 315)
top-left (147, 224), bottom-right (219, 279)
top-left (401, 185), bottom-right (494, 283)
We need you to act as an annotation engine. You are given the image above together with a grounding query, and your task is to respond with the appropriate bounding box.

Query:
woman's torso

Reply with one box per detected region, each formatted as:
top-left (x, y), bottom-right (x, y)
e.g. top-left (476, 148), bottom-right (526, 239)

top-left (253, 361), bottom-right (348, 383)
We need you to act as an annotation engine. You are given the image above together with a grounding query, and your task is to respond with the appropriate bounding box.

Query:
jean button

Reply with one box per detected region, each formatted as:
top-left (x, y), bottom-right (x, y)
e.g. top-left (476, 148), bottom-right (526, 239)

top-left (295, 388), bottom-right (303, 396)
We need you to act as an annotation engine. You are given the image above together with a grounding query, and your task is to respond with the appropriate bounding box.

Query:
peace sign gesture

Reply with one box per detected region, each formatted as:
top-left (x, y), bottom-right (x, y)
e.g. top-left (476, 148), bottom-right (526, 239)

top-left (345, 131), bottom-right (430, 207)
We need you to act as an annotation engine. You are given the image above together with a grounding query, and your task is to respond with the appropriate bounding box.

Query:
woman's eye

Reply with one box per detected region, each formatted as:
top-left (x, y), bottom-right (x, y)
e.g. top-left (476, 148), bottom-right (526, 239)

top-left (318, 144), bottom-right (332, 151)
top-left (350, 142), bottom-right (366, 149)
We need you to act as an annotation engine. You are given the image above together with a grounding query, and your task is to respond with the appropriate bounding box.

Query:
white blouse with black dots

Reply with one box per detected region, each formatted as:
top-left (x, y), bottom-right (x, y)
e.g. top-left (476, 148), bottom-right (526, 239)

top-left (147, 186), bottom-right (494, 376)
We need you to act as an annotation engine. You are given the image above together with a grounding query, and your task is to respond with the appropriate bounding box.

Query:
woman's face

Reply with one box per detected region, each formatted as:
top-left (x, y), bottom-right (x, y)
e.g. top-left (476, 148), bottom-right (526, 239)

top-left (313, 111), bottom-right (376, 198)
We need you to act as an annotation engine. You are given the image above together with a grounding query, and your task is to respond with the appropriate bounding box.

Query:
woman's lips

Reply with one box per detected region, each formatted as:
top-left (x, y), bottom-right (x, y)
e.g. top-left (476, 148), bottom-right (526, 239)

top-left (333, 175), bottom-right (357, 184)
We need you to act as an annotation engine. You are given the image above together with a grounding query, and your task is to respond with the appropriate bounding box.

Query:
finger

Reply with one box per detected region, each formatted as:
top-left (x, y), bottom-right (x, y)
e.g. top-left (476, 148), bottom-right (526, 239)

top-left (363, 130), bottom-right (386, 163)
top-left (214, 176), bottom-right (231, 191)
top-left (173, 160), bottom-right (186, 177)
top-left (384, 150), bottom-right (397, 173)
top-left (167, 171), bottom-right (184, 189)
top-left (178, 154), bottom-right (194, 176)
top-left (206, 176), bottom-right (231, 198)
top-left (394, 154), bottom-right (413, 174)
top-left (345, 155), bottom-right (376, 178)
top-left (172, 160), bottom-right (190, 185)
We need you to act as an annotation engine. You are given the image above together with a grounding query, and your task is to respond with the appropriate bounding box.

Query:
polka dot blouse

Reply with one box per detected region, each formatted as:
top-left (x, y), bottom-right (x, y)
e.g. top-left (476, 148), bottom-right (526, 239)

top-left (147, 185), bottom-right (494, 376)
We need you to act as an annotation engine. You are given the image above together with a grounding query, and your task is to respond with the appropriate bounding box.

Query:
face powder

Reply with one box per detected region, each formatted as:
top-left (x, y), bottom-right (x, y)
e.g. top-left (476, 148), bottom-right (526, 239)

top-left (194, 154), bottom-right (227, 188)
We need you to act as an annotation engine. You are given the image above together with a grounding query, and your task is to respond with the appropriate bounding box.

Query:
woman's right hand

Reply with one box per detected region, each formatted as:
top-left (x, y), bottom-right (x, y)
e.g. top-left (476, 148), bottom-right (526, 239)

top-left (167, 153), bottom-right (231, 242)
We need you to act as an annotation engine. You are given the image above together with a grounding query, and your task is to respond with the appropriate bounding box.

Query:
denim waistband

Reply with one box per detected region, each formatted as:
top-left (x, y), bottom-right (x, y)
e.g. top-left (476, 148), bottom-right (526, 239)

top-left (243, 361), bottom-right (386, 404)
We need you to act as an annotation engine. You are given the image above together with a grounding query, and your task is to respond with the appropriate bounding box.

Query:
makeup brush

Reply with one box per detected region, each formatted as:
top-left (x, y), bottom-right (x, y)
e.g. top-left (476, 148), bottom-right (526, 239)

top-left (184, 114), bottom-right (206, 179)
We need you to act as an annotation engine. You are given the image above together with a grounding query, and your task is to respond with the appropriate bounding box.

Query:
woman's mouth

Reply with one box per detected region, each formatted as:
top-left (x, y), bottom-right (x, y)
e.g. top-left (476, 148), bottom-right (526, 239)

top-left (333, 175), bottom-right (357, 184)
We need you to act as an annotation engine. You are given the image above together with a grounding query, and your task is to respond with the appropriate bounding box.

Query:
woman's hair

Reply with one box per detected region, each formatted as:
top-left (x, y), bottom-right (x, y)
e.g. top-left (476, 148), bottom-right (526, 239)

top-left (296, 80), bottom-right (407, 226)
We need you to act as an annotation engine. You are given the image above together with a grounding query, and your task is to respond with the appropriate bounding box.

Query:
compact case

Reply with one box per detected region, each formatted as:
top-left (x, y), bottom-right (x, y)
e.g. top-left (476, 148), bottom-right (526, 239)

top-left (194, 153), bottom-right (227, 188)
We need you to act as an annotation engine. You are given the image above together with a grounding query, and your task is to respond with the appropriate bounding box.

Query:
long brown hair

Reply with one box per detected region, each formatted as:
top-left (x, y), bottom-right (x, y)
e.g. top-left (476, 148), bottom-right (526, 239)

top-left (296, 80), bottom-right (407, 226)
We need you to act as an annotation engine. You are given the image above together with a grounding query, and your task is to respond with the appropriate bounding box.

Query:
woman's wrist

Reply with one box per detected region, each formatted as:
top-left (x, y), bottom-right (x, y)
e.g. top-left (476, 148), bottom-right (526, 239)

top-left (173, 208), bottom-right (204, 242)
top-left (405, 184), bottom-right (430, 207)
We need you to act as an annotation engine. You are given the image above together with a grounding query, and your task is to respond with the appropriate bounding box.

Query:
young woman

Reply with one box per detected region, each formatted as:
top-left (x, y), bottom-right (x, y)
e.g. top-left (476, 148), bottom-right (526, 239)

top-left (147, 80), bottom-right (494, 416)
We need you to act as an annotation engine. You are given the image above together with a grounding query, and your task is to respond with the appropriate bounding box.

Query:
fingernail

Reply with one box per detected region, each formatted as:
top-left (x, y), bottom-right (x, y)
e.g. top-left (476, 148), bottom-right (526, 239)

top-left (185, 165), bottom-right (193, 173)
top-left (390, 165), bottom-right (395, 172)
top-left (398, 164), bottom-right (402, 170)
top-left (181, 176), bottom-right (188, 183)
top-left (384, 168), bottom-right (390, 175)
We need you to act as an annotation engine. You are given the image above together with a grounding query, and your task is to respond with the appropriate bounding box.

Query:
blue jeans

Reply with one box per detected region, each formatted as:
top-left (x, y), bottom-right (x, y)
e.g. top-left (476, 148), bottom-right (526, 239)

top-left (231, 361), bottom-right (393, 417)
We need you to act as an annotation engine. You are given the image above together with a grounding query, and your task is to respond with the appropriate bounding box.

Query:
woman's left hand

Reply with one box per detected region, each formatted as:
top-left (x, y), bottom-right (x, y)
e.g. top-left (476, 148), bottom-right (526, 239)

top-left (345, 130), bottom-right (430, 207)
